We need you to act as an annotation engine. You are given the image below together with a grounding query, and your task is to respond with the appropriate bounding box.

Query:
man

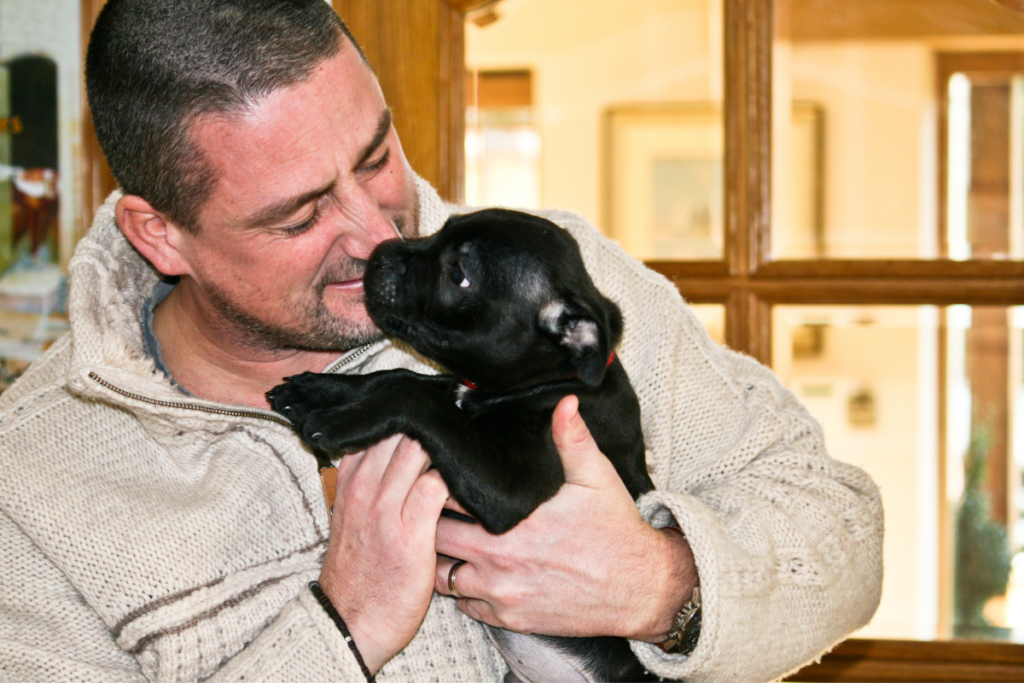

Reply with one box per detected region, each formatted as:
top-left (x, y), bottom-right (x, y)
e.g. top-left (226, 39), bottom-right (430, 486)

top-left (0, 0), bottom-right (883, 681)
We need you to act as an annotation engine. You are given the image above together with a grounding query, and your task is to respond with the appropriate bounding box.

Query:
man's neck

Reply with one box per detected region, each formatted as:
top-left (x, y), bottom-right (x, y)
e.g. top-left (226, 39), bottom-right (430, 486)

top-left (152, 285), bottom-right (344, 409)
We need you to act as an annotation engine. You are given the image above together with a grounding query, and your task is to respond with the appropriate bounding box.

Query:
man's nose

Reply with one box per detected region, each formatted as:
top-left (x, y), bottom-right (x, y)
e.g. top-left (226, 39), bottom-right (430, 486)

top-left (333, 184), bottom-right (401, 260)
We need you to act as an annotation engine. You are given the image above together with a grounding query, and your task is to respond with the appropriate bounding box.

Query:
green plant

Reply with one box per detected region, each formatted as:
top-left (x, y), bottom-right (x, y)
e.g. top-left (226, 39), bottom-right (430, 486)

top-left (954, 422), bottom-right (1012, 627)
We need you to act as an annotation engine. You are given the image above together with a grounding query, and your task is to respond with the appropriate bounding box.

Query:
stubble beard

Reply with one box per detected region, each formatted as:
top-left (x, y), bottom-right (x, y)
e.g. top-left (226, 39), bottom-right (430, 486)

top-left (205, 268), bottom-right (384, 354)
top-left (205, 211), bottom-right (416, 354)
top-left (203, 278), bottom-right (385, 356)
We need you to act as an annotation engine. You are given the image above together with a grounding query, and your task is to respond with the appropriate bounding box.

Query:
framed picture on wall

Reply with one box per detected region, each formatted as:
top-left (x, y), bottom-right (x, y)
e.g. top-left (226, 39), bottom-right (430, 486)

top-left (603, 103), bottom-right (724, 261)
top-left (602, 102), bottom-right (822, 261)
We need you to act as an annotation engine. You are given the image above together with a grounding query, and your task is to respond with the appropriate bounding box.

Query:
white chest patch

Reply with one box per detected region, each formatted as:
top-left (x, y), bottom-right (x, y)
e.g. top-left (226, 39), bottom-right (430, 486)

top-left (455, 383), bottom-right (472, 409)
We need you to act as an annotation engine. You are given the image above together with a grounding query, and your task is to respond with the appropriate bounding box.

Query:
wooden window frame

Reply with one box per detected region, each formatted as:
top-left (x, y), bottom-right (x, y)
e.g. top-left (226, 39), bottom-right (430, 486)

top-left (648, 2), bottom-right (1024, 368)
top-left (80, 0), bottom-right (116, 243)
top-left (693, 1), bottom-right (1024, 680)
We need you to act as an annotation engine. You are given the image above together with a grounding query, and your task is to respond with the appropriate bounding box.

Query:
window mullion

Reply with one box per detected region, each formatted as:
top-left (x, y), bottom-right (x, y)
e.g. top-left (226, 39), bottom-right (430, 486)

top-left (722, 0), bottom-right (773, 360)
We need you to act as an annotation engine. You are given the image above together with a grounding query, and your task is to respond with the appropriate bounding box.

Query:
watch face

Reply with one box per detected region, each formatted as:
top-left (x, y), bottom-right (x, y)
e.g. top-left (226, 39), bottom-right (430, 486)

top-left (659, 587), bottom-right (702, 654)
top-left (680, 607), bottom-right (702, 655)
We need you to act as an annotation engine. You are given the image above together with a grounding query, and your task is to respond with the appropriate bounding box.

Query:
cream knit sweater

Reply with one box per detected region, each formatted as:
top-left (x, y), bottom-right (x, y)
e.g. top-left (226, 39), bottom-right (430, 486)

top-left (0, 177), bottom-right (883, 683)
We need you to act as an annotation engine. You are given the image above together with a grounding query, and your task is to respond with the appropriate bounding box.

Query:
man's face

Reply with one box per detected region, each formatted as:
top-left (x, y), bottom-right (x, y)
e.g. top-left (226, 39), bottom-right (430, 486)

top-left (172, 41), bottom-right (418, 353)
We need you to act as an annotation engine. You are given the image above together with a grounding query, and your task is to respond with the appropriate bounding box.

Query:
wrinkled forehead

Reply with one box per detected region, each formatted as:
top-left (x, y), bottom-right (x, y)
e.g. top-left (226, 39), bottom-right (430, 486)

top-left (187, 48), bottom-right (386, 229)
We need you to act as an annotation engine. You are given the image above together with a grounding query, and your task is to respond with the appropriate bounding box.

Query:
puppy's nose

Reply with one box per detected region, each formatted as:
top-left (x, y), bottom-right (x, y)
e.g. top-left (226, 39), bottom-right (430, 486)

top-left (365, 244), bottom-right (408, 305)
top-left (369, 240), bottom-right (408, 274)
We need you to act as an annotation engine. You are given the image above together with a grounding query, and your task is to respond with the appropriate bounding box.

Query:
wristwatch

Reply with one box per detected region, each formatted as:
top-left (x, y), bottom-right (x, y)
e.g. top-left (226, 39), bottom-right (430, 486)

top-left (657, 585), bottom-right (701, 655)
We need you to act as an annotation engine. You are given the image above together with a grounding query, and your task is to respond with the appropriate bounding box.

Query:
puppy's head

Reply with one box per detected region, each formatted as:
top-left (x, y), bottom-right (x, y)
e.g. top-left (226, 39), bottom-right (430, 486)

top-left (365, 209), bottom-right (623, 391)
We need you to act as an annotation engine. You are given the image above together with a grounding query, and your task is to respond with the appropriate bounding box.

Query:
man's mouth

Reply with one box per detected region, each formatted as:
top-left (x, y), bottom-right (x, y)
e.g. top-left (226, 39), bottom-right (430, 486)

top-left (326, 278), bottom-right (364, 291)
top-left (319, 259), bottom-right (368, 296)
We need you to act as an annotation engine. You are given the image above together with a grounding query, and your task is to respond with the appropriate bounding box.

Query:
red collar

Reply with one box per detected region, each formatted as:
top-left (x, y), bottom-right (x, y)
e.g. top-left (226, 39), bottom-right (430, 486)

top-left (462, 352), bottom-right (616, 391)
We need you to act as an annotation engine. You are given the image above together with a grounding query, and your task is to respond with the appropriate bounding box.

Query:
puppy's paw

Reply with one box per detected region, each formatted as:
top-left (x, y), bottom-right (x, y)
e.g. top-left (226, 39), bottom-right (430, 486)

top-left (267, 374), bottom-right (317, 425)
top-left (267, 372), bottom-right (368, 424)
top-left (298, 406), bottom-right (378, 454)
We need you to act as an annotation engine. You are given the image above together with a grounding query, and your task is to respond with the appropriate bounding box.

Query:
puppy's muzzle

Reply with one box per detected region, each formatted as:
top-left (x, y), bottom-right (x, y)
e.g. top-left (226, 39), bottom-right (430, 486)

top-left (365, 245), bottom-right (407, 308)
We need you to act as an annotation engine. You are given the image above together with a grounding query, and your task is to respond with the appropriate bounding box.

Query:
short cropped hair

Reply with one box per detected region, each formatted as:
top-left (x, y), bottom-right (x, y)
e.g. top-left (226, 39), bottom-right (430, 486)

top-left (86, 0), bottom-right (365, 233)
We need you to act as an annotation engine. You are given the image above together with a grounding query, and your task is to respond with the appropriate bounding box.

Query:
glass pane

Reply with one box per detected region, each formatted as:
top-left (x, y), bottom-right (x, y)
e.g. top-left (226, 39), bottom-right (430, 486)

top-left (773, 305), bottom-right (1024, 642)
top-left (947, 71), bottom-right (1024, 260)
top-left (466, 0), bottom-right (725, 260)
top-left (772, 0), bottom-right (1024, 260)
top-left (0, 2), bottom-right (79, 394)
top-left (947, 305), bottom-right (1024, 639)
top-left (466, 72), bottom-right (542, 210)
top-left (689, 303), bottom-right (725, 346)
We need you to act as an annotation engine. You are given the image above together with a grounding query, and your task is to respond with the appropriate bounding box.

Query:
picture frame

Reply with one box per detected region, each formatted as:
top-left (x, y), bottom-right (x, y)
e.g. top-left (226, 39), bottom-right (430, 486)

top-left (603, 103), bottom-right (724, 261)
top-left (602, 101), bottom-right (823, 261)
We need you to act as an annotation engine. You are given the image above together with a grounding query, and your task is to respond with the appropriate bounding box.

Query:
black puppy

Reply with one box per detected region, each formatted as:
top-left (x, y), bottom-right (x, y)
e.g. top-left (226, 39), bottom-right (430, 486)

top-left (268, 208), bottom-right (663, 682)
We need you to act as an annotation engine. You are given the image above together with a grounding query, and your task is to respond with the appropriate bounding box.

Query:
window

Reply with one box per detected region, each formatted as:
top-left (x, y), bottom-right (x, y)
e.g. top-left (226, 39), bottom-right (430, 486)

top-left (767, 3), bottom-right (1024, 644)
top-left (465, 69), bottom-right (542, 209)
top-left (467, 0), bottom-right (1024, 655)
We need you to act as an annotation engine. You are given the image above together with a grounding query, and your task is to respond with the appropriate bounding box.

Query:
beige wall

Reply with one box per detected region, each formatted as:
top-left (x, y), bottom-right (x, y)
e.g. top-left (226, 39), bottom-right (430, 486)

top-left (466, 0), bottom-right (722, 229)
top-left (774, 306), bottom-right (935, 639)
top-left (773, 41), bottom-right (936, 258)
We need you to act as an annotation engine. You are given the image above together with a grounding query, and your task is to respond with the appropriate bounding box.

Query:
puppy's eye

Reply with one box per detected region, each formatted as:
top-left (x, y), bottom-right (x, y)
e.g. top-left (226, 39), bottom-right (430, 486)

top-left (450, 265), bottom-right (471, 288)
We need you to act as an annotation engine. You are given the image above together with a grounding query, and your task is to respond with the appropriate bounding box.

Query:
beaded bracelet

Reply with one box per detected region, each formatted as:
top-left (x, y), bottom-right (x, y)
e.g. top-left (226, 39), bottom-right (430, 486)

top-left (309, 581), bottom-right (376, 682)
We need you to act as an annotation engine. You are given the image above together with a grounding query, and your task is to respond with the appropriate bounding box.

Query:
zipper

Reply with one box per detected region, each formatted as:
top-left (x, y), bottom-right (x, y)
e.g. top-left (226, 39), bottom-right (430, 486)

top-left (88, 371), bottom-right (293, 427)
top-left (86, 342), bottom-right (382, 428)
top-left (322, 341), bottom-right (381, 374)
top-left (87, 342), bottom-right (382, 425)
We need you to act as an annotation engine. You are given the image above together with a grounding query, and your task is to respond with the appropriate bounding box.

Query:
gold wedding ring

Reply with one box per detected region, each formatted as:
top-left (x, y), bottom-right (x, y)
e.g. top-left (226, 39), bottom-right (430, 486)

top-left (448, 560), bottom-right (467, 599)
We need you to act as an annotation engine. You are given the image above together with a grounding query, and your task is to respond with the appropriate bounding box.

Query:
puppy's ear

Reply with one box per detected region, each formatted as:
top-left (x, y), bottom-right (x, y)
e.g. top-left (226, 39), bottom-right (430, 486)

top-left (539, 295), bottom-right (623, 387)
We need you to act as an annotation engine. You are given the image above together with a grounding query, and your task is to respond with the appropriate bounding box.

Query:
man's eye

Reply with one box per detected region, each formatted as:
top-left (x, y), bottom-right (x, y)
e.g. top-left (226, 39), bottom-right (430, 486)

top-left (450, 265), bottom-right (470, 288)
top-left (361, 148), bottom-right (390, 175)
top-left (283, 206), bottom-right (321, 236)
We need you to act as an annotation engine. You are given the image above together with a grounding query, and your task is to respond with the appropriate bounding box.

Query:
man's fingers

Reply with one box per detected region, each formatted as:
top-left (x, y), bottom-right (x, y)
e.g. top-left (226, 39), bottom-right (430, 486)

top-left (442, 496), bottom-right (471, 516)
top-left (435, 555), bottom-right (475, 599)
top-left (431, 562), bottom-right (506, 630)
top-left (456, 598), bottom-right (497, 627)
top-left (551, 394), bottom-right (616, 486)
top-left (334, 448), bottom-right (363, 481)
top-left (350, 433), bottom-right (405, 484)
top-left (404, 468), bottom-right (449, 527)
top-left (436, 510), bottom-right (491, 561)
top-left (381, 435), bottom-right (433, 503)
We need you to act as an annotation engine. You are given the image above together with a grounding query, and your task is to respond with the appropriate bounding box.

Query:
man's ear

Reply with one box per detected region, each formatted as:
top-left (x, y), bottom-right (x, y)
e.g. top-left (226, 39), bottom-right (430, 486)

top-left (115, 194), bottom-right (194, 277)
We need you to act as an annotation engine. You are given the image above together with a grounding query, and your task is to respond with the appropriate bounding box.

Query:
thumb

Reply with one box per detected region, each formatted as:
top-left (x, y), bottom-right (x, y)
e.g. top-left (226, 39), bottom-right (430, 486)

top-left (552, 395), bottom-right (615, 486)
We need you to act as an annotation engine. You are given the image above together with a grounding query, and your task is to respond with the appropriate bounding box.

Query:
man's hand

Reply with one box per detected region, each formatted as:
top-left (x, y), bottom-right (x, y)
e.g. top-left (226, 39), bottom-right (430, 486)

top-left (318, 434), bottom-right (449, 674)
top-left (434, 395), bottom-right (698, 642)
